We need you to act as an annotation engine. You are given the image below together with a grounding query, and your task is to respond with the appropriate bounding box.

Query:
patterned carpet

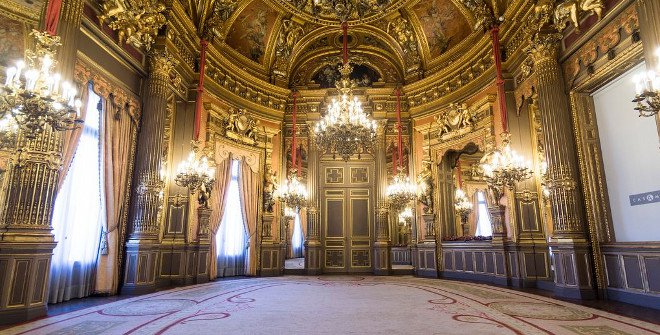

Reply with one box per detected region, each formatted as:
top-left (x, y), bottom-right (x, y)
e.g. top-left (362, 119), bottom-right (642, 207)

top-left (5, 276), bottom-right (659, 335)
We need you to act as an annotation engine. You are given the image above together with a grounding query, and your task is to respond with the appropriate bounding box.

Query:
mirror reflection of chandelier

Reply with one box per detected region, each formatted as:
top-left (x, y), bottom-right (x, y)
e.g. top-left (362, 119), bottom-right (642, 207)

top-left (480, 133), bottom-right (533, 191)
top-left (386, 88), bottom-right (416, 211)
top-left (314, 22), bottom-right (378, 161)
top-left (0, 30), bottom-right (83, 139)
top-left (277, 92), bottom-right (308, 212)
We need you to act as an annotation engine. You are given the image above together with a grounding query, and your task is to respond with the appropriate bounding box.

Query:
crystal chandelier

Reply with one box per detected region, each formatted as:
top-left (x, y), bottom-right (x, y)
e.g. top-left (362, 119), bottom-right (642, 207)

top-left (398, 206), bottom-right (413, 225)
top-left (454, 188), bottom-right (473, 218)
top-left (632, 48), bottom-right (660, 117)
top-left (277, 92), bottom-right (308, 212)
top-left (0, 30), bottom-right (83, 139)
top-left (175, 151), bottom-right (216, 194)
top-left (314, 22), bottom-right (378, 161)
top-left (480, 133), bottom-right (533, 191)
top-left (387, 170), bottom-right (417, 211)
top-left (283, 206), bottom-right (297, 220)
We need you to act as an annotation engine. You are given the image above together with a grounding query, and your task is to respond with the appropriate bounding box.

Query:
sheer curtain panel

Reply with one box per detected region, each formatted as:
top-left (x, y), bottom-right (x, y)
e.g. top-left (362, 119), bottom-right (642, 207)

top-left (49, 88), bottom-right (105, 304)
top-left (216, 160), bottom-right (249, 277)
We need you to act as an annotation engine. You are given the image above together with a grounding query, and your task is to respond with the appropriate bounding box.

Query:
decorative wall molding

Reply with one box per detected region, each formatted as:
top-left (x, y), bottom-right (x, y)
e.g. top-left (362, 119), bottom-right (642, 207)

top-left (73, 57), bottom-right (142, 123)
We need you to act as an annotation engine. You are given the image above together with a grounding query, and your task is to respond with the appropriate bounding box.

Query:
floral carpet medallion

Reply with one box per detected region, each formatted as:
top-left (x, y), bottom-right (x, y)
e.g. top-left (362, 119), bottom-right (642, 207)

top-left (3, 276), bottom-right (659, 335)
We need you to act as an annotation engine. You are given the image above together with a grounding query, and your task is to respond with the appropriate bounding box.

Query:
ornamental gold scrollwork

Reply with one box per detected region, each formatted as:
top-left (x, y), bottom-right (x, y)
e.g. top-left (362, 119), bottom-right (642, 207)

top-left (273, 19), bottom-right (305, 77)
top-left (385, 17), bottom-right (421, 71)
top-left (98, 0), bottom-right (167, 50)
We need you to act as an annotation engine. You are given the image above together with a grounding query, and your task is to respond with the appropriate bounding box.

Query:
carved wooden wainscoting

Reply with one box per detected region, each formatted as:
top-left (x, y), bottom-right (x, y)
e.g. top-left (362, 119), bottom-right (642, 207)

top-left (320, 161), bottom-right (375, 273)
top-left (602, 243), bottom-right (660, 309)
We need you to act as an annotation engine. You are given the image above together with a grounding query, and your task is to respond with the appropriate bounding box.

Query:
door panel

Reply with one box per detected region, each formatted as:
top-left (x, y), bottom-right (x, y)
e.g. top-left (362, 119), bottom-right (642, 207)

top-left (321, 162), bottom-right (373, 273)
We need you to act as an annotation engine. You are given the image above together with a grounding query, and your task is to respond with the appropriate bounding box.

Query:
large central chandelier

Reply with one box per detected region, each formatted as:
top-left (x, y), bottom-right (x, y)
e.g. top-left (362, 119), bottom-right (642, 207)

top-left (0, 30), bottom-right (83, 139)
top-left (480, 133), bottom-right (533, 191)
top-left (314, 22), bottom-right (378, 161)
top-left (387, 88), bottom-right (416, 211)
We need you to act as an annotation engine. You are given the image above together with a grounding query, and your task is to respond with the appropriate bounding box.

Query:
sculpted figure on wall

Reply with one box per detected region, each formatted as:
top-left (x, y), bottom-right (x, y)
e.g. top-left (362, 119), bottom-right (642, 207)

top-left (532, 0), bottom-right (604, 32)
top-left (417, 163), bottom-right (434, 214)
top-left (554, 0), bottom-right (604, 31)
top-left (276, 19), bottom-right (304, 59)
top-left (435, 103), bottom-right (476, 140)
top-left (224, 108), bottom-right (259, 144)
top-left (263, 166), bottom-right (277, 213)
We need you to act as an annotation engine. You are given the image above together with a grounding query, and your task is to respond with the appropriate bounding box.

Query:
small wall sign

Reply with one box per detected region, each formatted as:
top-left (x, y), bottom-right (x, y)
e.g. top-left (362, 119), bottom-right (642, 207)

top-left (629, 190), bottom-right (660, 206)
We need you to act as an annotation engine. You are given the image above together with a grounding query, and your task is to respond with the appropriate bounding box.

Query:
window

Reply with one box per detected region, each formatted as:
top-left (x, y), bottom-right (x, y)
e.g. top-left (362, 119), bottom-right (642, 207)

top-left (475, 191), bottom-right (492, 237)
top-left (291, 213), bottom-right (304, 258)
top-left (215, 160), bottom-right (248, 276)
top-left (49, 88), bottom-right (105, 303)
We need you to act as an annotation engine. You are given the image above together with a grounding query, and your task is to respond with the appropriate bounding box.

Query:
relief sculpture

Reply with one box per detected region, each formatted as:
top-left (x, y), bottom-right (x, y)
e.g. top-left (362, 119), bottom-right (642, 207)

top-left (224, 108), bottom-right (259, 144)
top-left (554, 0), bottom-right (604, 31)
top-left (435, 103), bottom-right (476, 140)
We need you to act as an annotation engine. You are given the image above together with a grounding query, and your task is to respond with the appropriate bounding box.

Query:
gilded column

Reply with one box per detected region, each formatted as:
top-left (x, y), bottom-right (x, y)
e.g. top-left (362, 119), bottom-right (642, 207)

top-left (0, 130), bottom-right (62, 324)
top-left (636, 0), bottom-right (660, 70)
top-left (374, 120), bottom-right (391, 275)
top-left (54, 0), bottom-right (84, 82)
top-left (530, 33), bottom-right (594, 299)
top-left (305, 125), bottom-right (321, 274)
top-left (122, 51), bottom-right (175, 294)
top-left (0, 0), bottom-right (84, 324)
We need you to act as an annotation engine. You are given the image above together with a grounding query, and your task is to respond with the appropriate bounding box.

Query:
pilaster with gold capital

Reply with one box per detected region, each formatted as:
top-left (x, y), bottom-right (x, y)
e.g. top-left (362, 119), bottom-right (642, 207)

top-left (529, 33), bottom-right (586, 240)
top-left (529, 32), bottom-right (595, 299)
top-left (122, 50), bottom-right (176, 295)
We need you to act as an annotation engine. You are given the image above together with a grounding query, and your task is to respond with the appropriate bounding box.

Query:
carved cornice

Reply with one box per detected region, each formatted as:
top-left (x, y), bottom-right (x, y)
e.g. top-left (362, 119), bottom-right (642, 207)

top-left (562, 4), bottom-right (640, 91)
top-left (74, 58), bottom-right (142, 122)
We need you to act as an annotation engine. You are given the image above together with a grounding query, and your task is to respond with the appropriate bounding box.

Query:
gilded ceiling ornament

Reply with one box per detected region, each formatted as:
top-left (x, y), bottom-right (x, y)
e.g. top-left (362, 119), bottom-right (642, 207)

top-left (285, 0), bottom-right (394, 23)
top-left (385, 17), bottom-right (420, 70)
top-left (202, 0), bottom-right (239, 40)
top-left (273, 19), bottom-right (305, 76)
top-left (460, 0), bottom-right (495, 30)
top-left (98, 0), bottom-right (166, 50)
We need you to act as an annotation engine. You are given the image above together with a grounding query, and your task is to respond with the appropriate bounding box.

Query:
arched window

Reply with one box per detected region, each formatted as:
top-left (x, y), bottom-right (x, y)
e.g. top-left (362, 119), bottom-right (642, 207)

top-left (216, 159), bottom-right (248, 276)
top-left (49, 88), bottom-right (105, 303)
top-left (475, 191), bottom-right (492, 237)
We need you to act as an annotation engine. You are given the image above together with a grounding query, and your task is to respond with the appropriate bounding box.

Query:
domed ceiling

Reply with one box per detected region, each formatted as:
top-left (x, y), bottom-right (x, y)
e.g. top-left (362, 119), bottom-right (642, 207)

top-left (185, 0), bottom-right (479, 88)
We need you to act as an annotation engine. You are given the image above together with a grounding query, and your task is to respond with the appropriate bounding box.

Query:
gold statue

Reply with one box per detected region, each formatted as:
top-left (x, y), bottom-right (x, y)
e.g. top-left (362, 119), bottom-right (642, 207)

top-left (554, 0), bottom-right (604, 31)
top-left (417, 163), bottom-right (434, 214)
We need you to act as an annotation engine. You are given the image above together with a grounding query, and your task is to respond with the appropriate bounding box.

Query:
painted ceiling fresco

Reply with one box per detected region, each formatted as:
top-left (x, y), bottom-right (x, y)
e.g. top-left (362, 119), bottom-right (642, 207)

top-left (225, 0), bottom-right (278, 64)
top-left (311, 63), bottom-right (381, 88)
top-left (410, 0), bottom-right (471, 58)
top-left (218, 0), bottom-right (473, 83)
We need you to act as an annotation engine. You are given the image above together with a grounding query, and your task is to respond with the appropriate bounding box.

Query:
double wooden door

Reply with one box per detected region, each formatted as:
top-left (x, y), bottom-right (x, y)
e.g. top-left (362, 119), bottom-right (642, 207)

top-left (320, 161), bottom-right (374, 273)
